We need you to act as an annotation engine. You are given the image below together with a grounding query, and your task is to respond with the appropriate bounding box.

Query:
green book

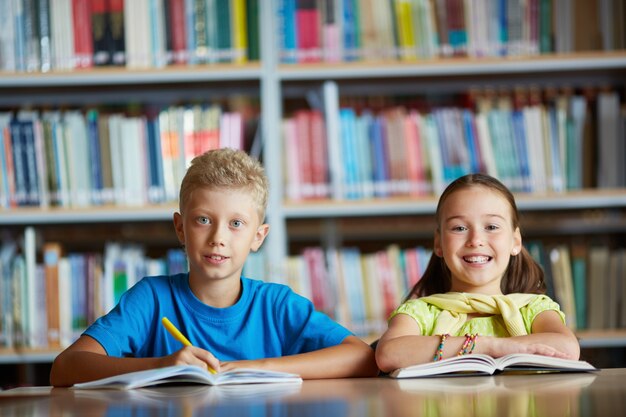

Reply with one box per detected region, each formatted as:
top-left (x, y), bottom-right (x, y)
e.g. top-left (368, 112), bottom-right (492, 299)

top-left (246, 0), bottom-right (259, 60)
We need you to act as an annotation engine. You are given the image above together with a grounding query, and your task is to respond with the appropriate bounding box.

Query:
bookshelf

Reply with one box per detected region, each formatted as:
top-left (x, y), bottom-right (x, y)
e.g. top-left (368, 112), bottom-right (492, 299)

top-left (1, 1), bottom-right (626, 384)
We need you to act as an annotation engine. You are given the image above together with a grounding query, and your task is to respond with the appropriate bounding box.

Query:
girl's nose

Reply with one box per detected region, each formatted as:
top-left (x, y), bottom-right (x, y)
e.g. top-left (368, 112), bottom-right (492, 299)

top-left (465, 230), bottom-right (484, 247)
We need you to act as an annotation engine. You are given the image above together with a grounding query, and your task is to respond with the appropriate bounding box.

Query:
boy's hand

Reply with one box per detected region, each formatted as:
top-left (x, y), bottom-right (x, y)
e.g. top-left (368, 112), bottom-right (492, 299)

top-left (219, 359), bottom-right (266, 372)
top-left (160, 346), bottom-right (221, 373)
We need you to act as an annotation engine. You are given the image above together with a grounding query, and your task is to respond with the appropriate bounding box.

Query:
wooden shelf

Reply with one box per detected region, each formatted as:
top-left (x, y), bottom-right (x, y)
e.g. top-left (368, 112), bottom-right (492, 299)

top-left (0, 63), bottom-right (263, 87)
top-left (577, 330), bottom-right (626, 349)
top-left (0, 204), bottom-right (178, 225)
top-left (278, 51), bottom-right (626, 80)
top-left (283, 190), bottom-right (626, 219)
top-left (0, 350), bottom-right (60, 364)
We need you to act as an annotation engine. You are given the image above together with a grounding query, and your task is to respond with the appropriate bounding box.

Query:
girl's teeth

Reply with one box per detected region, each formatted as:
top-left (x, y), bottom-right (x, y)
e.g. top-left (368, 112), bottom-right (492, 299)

top-left (464, 256), bottom-right (489, 263)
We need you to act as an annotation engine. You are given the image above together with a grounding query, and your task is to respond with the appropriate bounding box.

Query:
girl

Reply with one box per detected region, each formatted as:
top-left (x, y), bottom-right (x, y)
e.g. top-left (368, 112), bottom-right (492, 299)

top-left (375, 174), bottom-right (580, 373)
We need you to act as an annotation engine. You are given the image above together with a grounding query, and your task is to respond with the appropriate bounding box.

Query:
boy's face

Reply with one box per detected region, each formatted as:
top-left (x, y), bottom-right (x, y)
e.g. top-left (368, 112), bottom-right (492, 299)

top-left (434, 186), bottom-right (522, 295)
top-left (173, 186), bottom-right (269, 289)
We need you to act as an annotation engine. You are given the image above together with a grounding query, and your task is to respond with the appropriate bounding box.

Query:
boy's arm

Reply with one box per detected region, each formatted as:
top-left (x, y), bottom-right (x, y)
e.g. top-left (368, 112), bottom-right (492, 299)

top-left (220, 335), bottom-right (378, 378)
top-left (49, 335), bottom-right (221, 387)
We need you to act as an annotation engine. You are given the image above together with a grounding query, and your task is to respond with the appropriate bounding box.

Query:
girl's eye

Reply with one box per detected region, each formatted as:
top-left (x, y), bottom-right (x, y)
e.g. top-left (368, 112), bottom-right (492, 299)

top-left (197, 217), bottom-right (210, 225)
top-left (231, 219), bottom-right (243, 228)
top-left (486, 224), bottom-right (499, 231)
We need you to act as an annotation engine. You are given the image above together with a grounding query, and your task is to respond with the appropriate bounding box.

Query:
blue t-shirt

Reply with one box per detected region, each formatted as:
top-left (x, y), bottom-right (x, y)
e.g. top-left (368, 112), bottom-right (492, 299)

top-left (84, 274), bottom-right (351, 360)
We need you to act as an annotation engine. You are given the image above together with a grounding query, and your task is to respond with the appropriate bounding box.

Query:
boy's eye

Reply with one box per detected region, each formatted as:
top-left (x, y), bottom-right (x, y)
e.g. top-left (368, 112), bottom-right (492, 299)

top-left (231, 219), bottom-right (243, 228)
top-left (452, 225), bottom-right (467, 232)
top-left (197, 217), bottom-right (210, 225)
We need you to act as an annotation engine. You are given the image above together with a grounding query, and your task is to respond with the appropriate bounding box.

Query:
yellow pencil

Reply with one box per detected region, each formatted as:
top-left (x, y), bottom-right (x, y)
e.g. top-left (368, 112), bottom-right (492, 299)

top-left (161, 316), bottom-right (217, 374)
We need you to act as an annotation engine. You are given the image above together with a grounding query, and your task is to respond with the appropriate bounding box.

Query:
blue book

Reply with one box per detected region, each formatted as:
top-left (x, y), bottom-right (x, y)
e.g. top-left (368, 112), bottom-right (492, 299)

top-left (369, 116), bottom-right (389, 197)
top-left (20, 119), bottom-right (40, 206)
top-left (356, 112), bottom-right (374, 198)
top-left (0, 117), bottom-right (9, 208)
top-left (571, 249), bottom-right (587, 329)
top-left (86, 110), bottom-right (103, 205)
top-left (277, 0), bottom-right (298, 62)
top-left (511, 110), bottom-right (531, 192)
top-left (342, 0), bottom-right (359, 60)
top-left (433, 109), bottom-right (462, 184)
top-left (339, 108), bottom-right (359, 199)
top-left (69, 253), bottom-right (88, 331)
top-left (341, 247), bottom-right (366, 326)
top-left (9, 119), bottom-right (28, 205)
top-left (184, 0), bottom-right (197, 64)
top-left (497, 0), bottom-right (507, 55)
top-left (146, 114), bottom-right (165, 203)
top-left (48, 113), bottom-right (66, 206)
top-left (462, 110), bottom-right (481, 173)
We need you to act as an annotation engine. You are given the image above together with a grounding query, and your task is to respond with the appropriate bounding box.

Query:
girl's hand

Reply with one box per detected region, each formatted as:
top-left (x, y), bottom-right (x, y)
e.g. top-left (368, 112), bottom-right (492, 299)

top-left (158, 346), bottom-right (221, 373)
top-left (481, 336), bottom-right (570, 359)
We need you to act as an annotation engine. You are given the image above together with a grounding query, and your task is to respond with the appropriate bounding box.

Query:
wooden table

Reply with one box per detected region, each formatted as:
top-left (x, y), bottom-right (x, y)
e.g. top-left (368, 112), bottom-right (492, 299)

top-left (0, 369), bottom-right (623, 417)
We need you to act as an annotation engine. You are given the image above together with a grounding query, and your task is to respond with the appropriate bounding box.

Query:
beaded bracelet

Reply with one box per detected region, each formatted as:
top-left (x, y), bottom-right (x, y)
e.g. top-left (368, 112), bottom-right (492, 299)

top-left (433, 334), bottom-right (450, 362)
top-left (457, 333), bottom-right (478, 356)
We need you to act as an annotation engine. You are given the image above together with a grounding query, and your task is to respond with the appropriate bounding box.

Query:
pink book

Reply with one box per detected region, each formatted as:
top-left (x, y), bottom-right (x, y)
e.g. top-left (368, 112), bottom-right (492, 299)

top-left (169, 0), bottom-right (187, 64)
top-left (73, 0), bottom-right (94, 68)
top-left (283, 118), bottom-right (302, 201)
top-left (296, 0), bottom-right (322, 62)
top-left (295, 110), bottom-right (314, 198)
top-left (309, 110), bottom-right (329, 198)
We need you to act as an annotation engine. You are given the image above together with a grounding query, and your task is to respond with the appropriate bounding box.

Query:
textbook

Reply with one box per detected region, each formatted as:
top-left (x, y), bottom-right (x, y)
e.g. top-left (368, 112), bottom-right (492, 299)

top-left (389, 353), bottom-right (598, 378)
top-left (72, 366), bottom-right (303, 389)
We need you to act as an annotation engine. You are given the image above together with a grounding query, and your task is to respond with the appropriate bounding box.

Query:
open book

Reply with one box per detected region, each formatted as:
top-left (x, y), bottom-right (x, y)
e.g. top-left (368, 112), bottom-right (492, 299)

top-left (389, 353), bottom-right (597, 378)
top-left (72, 366), bottom-right (303, 389)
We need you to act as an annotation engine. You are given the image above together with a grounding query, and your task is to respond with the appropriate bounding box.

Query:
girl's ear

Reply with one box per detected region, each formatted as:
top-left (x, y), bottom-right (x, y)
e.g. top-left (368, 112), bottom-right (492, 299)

top-left (434, 230), bottom-right (443, 257)
top-left (173, 212), bottom-right (185, 244)
top-left (511, 227), bottom-right (522, 256)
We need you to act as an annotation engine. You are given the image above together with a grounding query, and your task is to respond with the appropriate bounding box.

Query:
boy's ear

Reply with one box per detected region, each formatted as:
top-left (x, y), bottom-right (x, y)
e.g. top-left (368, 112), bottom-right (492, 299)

top-left (251, 224), bottom-right (270, 252)
top-left (173, 212), bottom-right (185, 244)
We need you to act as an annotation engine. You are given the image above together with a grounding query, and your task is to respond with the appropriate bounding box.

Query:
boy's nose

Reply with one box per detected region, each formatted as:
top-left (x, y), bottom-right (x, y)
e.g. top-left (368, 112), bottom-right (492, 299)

top-left (208, 226), bottom-right (226, 246)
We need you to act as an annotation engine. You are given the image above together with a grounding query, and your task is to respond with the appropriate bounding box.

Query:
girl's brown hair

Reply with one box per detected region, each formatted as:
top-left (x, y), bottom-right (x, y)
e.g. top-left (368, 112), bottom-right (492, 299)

top-left (405, 173), bottom-right (546, 300)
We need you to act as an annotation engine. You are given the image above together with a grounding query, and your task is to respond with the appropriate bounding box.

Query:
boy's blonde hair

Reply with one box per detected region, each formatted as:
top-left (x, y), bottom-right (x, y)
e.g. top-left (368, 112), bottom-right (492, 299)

top-left (179, 148), bottom-right (269, 222)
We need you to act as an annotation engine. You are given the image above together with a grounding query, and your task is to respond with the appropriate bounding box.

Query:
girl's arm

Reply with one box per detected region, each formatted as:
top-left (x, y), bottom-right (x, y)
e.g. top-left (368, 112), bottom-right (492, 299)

top-left (375, 314), bottom-right (470, 373)
top-left (375, 310), bottom-right (580, 373)
top-left (473, 310), bottom-right (580, 360)
top-left (49, 335), bottom-right (221, 387)
top-left (219, 335), bottom-right (379, 378)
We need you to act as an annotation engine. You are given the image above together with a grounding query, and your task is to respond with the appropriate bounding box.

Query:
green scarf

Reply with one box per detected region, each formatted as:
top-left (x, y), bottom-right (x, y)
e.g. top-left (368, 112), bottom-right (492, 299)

top-left (420, 292), bottom-right (541, 336)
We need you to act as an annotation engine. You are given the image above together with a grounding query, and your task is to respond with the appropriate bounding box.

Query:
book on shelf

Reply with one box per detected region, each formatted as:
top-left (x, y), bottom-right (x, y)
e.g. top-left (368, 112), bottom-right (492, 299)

top-left (72, 365), bottom-right (303, 390)
top-left (389, 353), bottom-right (597, 379)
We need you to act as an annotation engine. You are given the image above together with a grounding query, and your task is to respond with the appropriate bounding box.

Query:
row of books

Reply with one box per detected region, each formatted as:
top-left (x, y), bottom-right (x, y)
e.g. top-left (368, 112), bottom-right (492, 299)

top-left (0, 0), bottom-right (259, 73)
top-left (286, 85), bottom-right (625, 201)
top-left (528, 242), bottom-right (626, 332)
top-left (288, 242), bottom-right (626, 335)
top-left (0, 232), bottom-right (190, 350)
top-left (0, 103), bottom-right (257, 209)
top-left (278, 0), bottom-right (626, 63)
top-left (0, 227), bottom-right (623, 350)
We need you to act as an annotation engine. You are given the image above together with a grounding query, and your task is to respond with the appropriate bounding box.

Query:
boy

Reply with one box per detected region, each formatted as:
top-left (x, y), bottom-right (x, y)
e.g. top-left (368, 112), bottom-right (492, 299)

top-left (50, 148), bottom-right (378, 387)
